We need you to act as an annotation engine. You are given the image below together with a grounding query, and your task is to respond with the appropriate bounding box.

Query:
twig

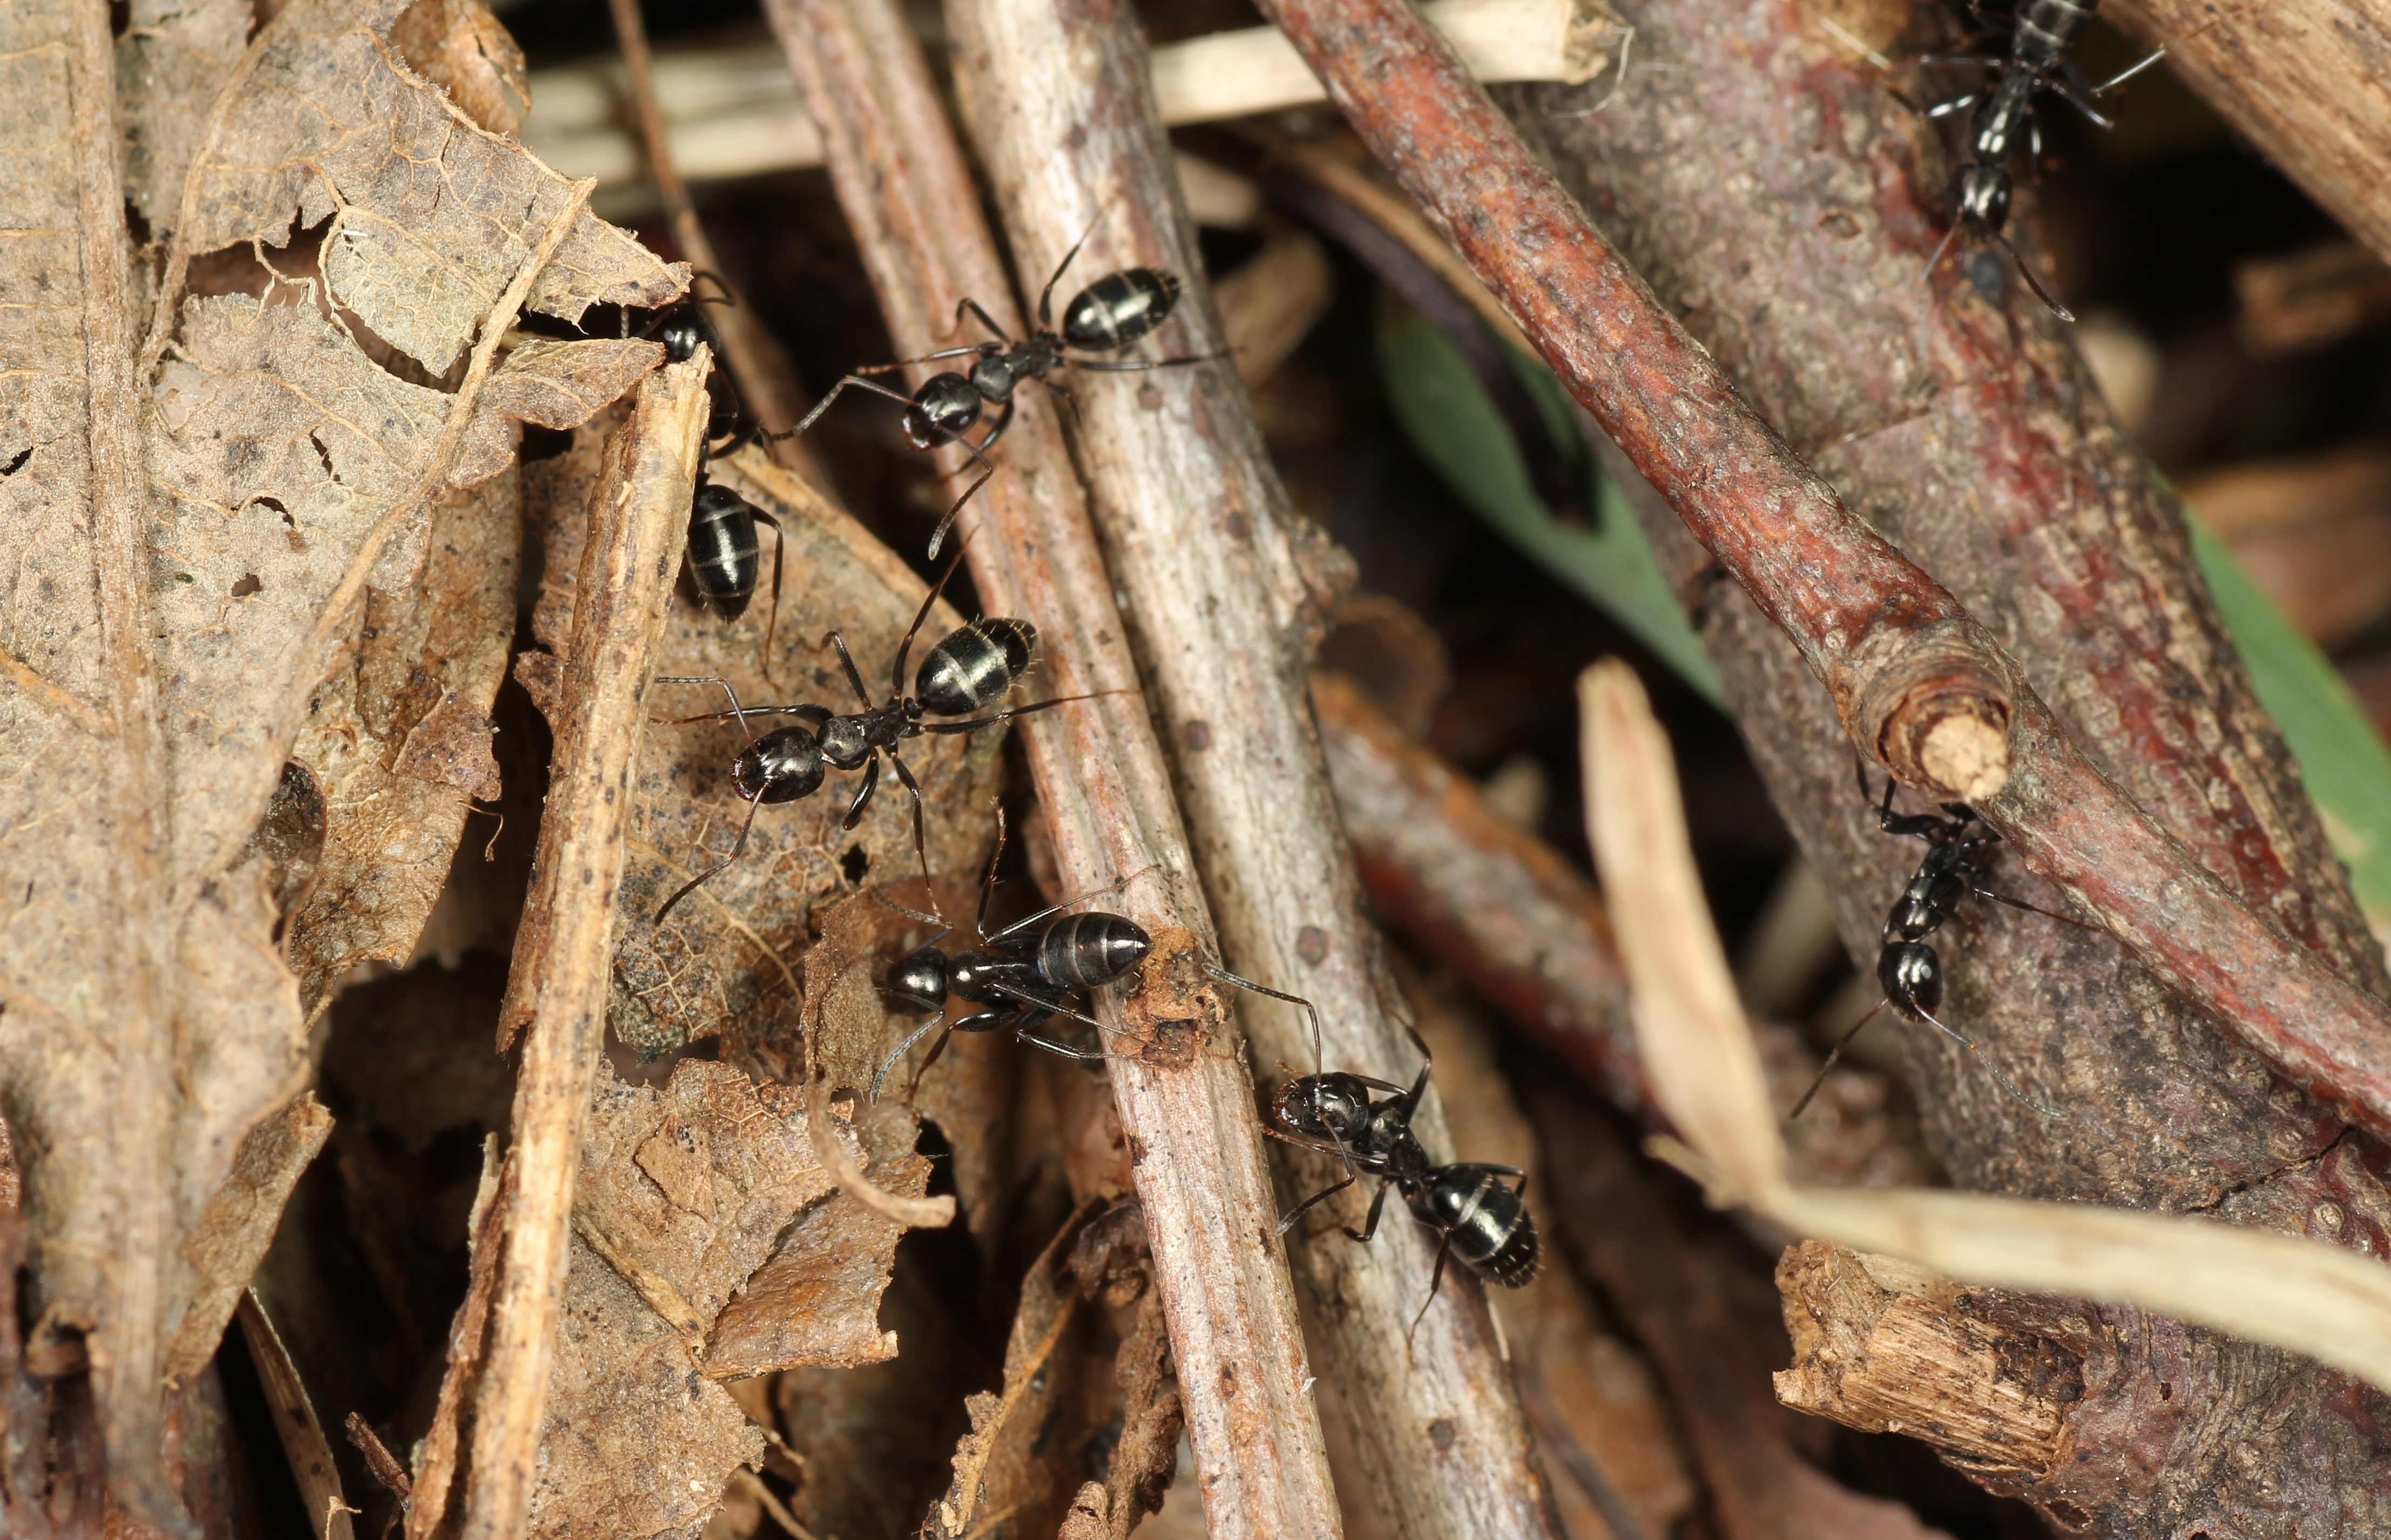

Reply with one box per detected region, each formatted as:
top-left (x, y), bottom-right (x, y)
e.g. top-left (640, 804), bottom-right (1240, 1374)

top-left (942, 10), bottom-right (1560, 1535)
top-left (1312, 671), bottom-right (1645, 1112)
top-left (602, 0), bottom-right (808, 448)
top-left (763, 2), bottom-right (1341, 1534)
top-left (2108, 0), bottom-right (2391, 271)
top-left (235, 1292), bottom-right (355, 1540)
top-left (1249, 0), bottom-right (2391, 1147)
top-left (418, 353), bottom-right (708, 1540)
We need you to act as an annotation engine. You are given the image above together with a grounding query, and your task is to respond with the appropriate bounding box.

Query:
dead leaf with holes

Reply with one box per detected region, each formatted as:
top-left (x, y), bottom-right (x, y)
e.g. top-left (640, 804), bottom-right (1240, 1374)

top-left (0, 0), bottom-right (676, 1518)
top-left (539, 448), bottom-right (1006, 1066)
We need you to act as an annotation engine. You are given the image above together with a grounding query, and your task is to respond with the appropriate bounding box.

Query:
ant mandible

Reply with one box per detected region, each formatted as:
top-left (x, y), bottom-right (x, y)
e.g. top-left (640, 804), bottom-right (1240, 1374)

top-left (782, 219), bottom-right (1220, 557)
top-left (869, 809), bottom-right (1153, 1097)
top-left (650, 544), bottom-right (1097, 922)
top-left (1207, 965), bottom-right (1537, 1338)
top-left (1789, 759), bottom-right (2083, 1119)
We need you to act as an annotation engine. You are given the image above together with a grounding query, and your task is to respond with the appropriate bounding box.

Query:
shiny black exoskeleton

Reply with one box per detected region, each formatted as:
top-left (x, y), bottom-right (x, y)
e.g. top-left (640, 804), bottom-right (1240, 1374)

top-left (1922, 0), bottom-right (2187, 320)
top-left (641, 286), bottom-right (788, 663)
top-left (1211, 967), bottom-right (1537, 1334)
top-left (1789, 764), bottom-right (2072, 1119)
top-left (650, 547), bottom-right (1089, 922)
top-left (783, 224), bottom-right (1215, 557)
top-left (874, 813), bottom-right (1152, 1093)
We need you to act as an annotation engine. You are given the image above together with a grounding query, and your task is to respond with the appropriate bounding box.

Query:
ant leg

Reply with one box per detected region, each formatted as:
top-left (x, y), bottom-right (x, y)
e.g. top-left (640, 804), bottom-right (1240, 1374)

top-left (872, 1016), bottom-right (950, 1099)
top-left (1204, 964), bottom-right (1328, 1080)
top-left (1038, 377), bottom-right (1082, 425)
top-left (656, 792), bottom-right (765, 922)
top-left (975, 802), bottom-right (1011, 936)
top-left (2086, 17), bottom-right (2222, 98)
top-left (981, 860), bottom-right (1159, 947)
top-left (883, 747), bottom-right (941, 922)
top-left (1920, 220), bottom-right (1964, 288)
top-left (948, 296), bottom-right (1012, 343)
top-left (1973, 886), bottom-right (2098, 931)
top-left (1408, 1235), bottom-right (1458, 1344)
top-left (655, 677), bottom-right (760, 747)
top-left (1037, 212), bottom-right (1104, 329)
top-left (1914, 1005), bottom-right (2064, 1118)
top-left (824, 631), bottom-right (875, 710)
top-left (839, 753), bottom-right (883, 831)
top-left (748, 509), bottom-right (786, 684)
top-left (1276, 1167), bottom-right (1361, 1235)
top-left (852, 345), bottom-right (993, 373)
top-left (783, 375), bottom-right (927, 439)
top-left (986, 980), bottom-right (1117, 1038)
top-left (917, 689), bottom-right (1131, 736)
top-left (1066, 350), bottom-right (1233, 373)
top-left (1345, 1180), bottom-right (1393, 1245)
top-left (891, 543), bottom-right (971, 691)
top-left (1788, 999), bottom-right (1888, 1119)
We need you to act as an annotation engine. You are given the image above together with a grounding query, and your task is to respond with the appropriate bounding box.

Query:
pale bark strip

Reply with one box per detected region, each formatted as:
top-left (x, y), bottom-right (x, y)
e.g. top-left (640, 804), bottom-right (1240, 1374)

top-left (2110, 0), bottom-right (2391, 273)
top-left (945, 3), bottom-right (1562, 1536)
top-left (453, 353), bottom-right (707, 1540)
top-left (63, 0), bottom-right (179, 1521)
top-left (768, 0), bottom-right (1342, 1531)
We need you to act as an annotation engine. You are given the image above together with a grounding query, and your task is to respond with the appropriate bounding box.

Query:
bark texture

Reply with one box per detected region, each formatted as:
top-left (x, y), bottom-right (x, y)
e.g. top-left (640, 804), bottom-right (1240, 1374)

top-left (1502, 0), bottom-right (2391, 1531)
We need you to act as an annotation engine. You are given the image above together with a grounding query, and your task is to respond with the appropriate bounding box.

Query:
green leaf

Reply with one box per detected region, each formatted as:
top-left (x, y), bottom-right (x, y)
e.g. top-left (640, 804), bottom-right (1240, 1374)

top-left (1374, 296), bottom-right (1724, 706)
top-left (2186, 517), bottom-right (2391, 924)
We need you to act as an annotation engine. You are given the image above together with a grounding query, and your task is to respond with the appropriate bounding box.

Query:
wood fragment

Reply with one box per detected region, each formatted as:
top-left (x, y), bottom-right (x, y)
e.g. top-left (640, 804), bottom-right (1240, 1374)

top-left (235, 1292), bottom-right (354, 1540)
top-left (945, 5), bottom-right (1562, 1534)
top-left (410, 352), bottom-right (707, 1540)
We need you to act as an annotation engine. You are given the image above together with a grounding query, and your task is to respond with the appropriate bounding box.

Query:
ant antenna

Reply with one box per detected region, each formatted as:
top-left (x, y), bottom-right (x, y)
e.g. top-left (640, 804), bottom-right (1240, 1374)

top-left (1788, 999), bottom-right (1887, 1119)
top-left (1990, 228), bottom-right (2076, 322)
top-left (1204, 963), bottom-right (1328, 1080)
top-left (1915, 1004), bottom-right (2064, 1118)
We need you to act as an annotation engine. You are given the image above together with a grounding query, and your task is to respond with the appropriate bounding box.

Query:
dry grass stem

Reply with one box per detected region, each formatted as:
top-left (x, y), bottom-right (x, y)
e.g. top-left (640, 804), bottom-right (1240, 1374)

top-left (1579, 659), bottom-right (2391, 1397)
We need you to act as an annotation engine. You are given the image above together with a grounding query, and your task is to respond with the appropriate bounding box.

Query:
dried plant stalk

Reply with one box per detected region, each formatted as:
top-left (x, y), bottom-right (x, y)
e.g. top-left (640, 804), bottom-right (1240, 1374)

top-left (765, 1), bottom-right (1341, 1532)
top-left (408, 354), bottom-right (707, 1540)
top-left (944, 5), bottom-right (1562, 1535)
top-left (1578, 658), bottom-right (2391, 1400)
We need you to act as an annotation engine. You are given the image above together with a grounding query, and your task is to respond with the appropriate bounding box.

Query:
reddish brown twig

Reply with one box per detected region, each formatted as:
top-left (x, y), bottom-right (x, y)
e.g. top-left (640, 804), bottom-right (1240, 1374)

top-left (762, 1), bottom-right (1340, 1532)
top-left (941, 5), bottom-right (1562, 1534)
top-left (1250, 0), bottom-right (2391, 1147)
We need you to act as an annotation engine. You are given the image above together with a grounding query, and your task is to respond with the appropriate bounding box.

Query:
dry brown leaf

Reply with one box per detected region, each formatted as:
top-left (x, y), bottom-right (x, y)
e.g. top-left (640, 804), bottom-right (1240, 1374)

top-left (283, 471), bottom-right (521, 1008)
top-left (606, 451), bottom-right (1005, 1064)
top-left (166, 1093), bottom-right (332, 1381)
top-left (704, 1172), bottom-right (920, 1376)
top-left (451, 337), bottom-right (663, 490)
top-left (573, 1059), bottom-right (839, 1343)
top-left (389, 0), bottom-right (529, 139)
top-left (114, 0), bottom-right (251, 238)
top-left (529, 1233), bottom-right (765, 1540)
top-left (0, 0), bottom-right (676, 1514)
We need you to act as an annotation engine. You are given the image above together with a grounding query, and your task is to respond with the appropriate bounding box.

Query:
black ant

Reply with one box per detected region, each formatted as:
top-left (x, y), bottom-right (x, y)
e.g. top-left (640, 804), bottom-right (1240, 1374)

top-left (650, 545), bottom-right (1096, 922)
top-left (627, 278), bottom-right (790, 674)
top-left (1921, 0), bottom-right (2203, 320)
top-left (1207, 966), bottom-right (1538, 1337)
top-left (782, 223), bottom-right (1219, 557)
top-left (1789, 761), bottom-right (2082, 1119)
top-left (870, 809), bottom-right (1153, 1097)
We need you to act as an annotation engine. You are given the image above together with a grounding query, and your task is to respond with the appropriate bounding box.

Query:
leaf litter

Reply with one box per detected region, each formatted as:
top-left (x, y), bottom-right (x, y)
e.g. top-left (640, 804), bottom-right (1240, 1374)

top-left (1, 0), bottom-right (674, 1521)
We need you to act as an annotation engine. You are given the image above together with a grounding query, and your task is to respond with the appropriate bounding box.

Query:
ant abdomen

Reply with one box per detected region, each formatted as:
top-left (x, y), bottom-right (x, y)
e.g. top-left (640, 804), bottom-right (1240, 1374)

top-left (1036, 911), bottom-right (1152, 992)
top-left (1410, 1166), bottom-right (1539, 1288)
top-left (1062, 268), bottom-right (1181, 352)
top-left (916, 619), bottom-right (1038, 716)
top-left (733, 726), bottom-right (827, 804)
top-left (687, 484), bottom-right (765, 620)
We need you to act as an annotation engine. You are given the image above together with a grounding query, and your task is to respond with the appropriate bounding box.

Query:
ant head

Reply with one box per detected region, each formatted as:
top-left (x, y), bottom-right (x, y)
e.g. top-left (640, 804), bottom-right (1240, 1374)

top-left (903, 373), bottom-right (983, 449)
top-left (1273, 1072), bottom-right (1371, 1144)
top-left (886, 945), bottom-right (950, 1014)
top-left (736, 726), bottom-right (826, 803)
top-left (658, 307), bottom-right (708, 364)
top-left (1954, 164), bottom-right (2010, 233)
top-left (819, 715), bottom-right (873, 771)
